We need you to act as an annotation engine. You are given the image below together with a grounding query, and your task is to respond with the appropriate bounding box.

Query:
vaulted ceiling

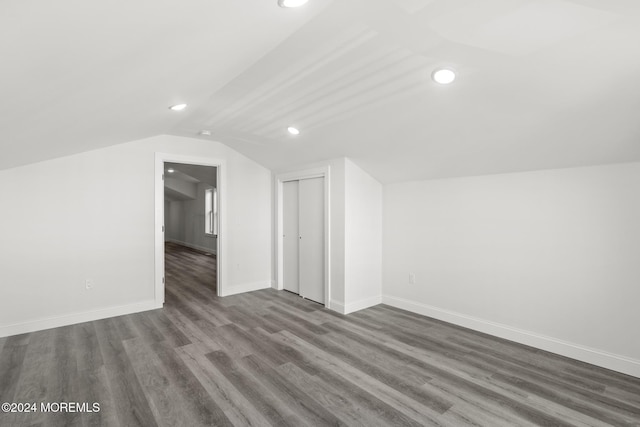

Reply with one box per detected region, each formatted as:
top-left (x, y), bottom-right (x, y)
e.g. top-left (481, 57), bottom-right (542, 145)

top-left (3, 0), bottom-right (640, 183)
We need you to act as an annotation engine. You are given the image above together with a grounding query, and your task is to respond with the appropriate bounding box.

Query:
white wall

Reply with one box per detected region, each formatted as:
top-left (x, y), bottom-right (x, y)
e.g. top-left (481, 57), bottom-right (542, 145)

top-left (383, 162), bottom-right (640, 377)
top-left (344, 158), bottom-right (383, 313)
top-left (0, 134), bottom-right (272, 337)
top-left (166, 201), bottom-right (184, 242)
top-left (330, 159), bottom-right (347, 311)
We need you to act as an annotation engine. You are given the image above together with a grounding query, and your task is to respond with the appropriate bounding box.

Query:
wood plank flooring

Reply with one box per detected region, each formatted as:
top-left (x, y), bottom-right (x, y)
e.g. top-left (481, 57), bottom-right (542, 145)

top-left (1, 243), bottom-right (639, 426)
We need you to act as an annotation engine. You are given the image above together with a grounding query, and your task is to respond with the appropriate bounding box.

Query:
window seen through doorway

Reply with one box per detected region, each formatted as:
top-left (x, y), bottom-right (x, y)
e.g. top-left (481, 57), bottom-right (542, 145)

top-left (205, 188), bottom-right (218, 236)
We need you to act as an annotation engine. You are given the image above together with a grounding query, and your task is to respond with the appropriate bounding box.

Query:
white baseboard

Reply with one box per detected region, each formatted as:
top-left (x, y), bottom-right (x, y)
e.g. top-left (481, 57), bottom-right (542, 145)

top-left (167, 239), bottom-right (216, 255)
top-left (344, 295), bottom-right (382, 315)
top-left (329, 300), bottom-right (346, 314)
top-left (0, 300), bottom-right (161, 338)
top-left (329, 295), bottom-right (382, 314)
top-left (383, 295), bottom-right (640, 378)
top-left (221, 281), bottom-right (271, 297)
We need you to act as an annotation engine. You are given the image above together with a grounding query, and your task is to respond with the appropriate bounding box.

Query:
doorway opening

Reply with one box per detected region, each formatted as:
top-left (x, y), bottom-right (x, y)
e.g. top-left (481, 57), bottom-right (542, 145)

top-left (163, 162), bottom-right (218, 299)
top-left (155, 154), bottom-right (224, 306)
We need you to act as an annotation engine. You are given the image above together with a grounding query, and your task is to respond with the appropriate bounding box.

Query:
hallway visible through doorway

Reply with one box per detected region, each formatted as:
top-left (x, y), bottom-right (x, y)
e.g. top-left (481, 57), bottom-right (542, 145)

top-left (163, 161), bottom-right (218, 300)
top-left (165, 242), bottom-right (217, 295)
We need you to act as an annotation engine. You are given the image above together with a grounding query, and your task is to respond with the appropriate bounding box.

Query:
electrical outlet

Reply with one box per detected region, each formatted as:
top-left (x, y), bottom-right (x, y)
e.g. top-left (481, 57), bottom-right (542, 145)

top-left (85, 279), bottom-right (94, 290)
top-left (409, 273), bottom-right (416, 285)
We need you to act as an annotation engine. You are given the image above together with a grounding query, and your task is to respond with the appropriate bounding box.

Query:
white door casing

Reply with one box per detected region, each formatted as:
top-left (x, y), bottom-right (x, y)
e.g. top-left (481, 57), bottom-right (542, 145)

top-left (283, 180), bottom-right (300, 294)
top-left (155, 153), bottom-right (225, 305)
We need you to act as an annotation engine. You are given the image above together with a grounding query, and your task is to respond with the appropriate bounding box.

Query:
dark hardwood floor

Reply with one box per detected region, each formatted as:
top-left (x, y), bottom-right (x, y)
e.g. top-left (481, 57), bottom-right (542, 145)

top-left (1, 243), bottom-right (639, 426)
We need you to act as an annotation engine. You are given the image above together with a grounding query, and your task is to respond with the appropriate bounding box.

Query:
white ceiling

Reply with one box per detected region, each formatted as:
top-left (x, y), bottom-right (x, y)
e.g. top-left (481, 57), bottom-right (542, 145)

top-left (3, 0), bottom-right (640, 183)
top-left (0, 0), bottom-right (329, 169)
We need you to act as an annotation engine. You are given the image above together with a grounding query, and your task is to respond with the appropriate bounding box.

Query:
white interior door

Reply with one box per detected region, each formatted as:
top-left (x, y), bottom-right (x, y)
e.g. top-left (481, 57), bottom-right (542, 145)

top-left (283, 180), bottom-right (299, 293)
top-left (299, 177), bottom-right (325, 304)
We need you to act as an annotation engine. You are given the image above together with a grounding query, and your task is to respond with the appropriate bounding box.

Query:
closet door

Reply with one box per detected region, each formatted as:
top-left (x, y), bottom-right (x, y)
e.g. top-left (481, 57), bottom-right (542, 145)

top-left (298, 177), bottom-right (325, 304)
top-left (283, 180), bottom-right (299, 294)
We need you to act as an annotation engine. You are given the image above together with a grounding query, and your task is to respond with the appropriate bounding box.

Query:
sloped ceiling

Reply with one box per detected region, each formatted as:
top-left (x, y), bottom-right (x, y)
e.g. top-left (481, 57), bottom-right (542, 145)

top-left (2, 0), bottom-right (640, 183)
top-left (0, 0), bottom-right (330, 169)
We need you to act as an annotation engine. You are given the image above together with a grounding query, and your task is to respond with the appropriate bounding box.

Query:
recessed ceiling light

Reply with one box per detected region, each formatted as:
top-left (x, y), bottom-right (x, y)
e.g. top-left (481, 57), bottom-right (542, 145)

top-left (278, 0), bottom-right (309, 8)
top-left (287, 126), bottom-right (300, 135)
top-left (432, 68), bottom-right (456, 85)
top-left (167, 168), bottom-right (175, 173)
top-left (169, 103), bottom-right (188, 111)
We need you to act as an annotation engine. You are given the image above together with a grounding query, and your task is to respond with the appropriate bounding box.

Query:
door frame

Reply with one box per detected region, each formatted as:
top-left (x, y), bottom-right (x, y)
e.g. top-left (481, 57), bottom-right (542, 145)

top-left (154, 153), bottom-right (226, 306)
top-left (275, 166), bottom-right (330, 309)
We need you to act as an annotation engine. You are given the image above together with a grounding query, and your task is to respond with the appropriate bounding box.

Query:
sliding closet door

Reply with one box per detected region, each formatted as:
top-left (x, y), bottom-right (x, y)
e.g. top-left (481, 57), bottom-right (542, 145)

top-left (298, 177), bottom-right (325, 304)
top-left (282, 180), bottom-right (299, 294)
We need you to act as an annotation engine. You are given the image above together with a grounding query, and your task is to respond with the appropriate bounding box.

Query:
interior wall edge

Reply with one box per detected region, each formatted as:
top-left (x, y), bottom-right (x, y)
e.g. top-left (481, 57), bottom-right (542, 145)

top-left (382, 295), bottom-right (640, 379)
top-left (329, 299), bottom-right (347, 315)
top-left (0, 300), bottom-right (160, 339)
top-left (220, 280), bottom-right (271, 297)
top-left (343, 295), bottom-right (382, 315)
